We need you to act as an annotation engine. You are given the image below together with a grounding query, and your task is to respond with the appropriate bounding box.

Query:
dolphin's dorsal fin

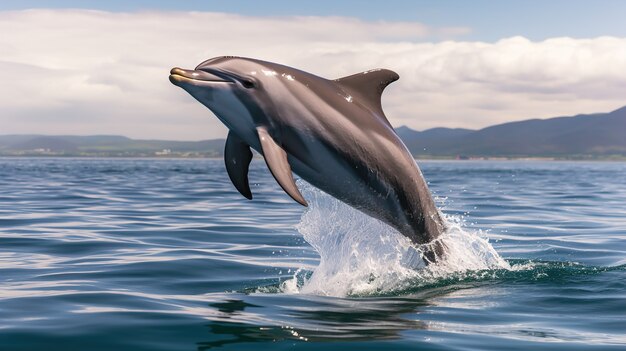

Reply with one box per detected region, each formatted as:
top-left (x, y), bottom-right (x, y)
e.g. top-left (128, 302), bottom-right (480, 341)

top-left (334, 69), bottom-right (399, 124)
top-left (224, 131), bottom-right (253, 199)
top-left (256, 127), bottom-right (308, 206)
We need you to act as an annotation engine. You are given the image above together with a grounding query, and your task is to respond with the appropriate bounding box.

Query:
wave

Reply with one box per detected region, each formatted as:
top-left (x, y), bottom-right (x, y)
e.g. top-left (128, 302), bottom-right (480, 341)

top-left (277, 181), bottom-right (510, 297)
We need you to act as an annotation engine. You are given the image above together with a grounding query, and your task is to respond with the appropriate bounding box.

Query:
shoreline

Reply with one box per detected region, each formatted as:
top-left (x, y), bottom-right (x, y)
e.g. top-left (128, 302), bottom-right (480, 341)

top-left (1, 155), bottom-right (625, 162)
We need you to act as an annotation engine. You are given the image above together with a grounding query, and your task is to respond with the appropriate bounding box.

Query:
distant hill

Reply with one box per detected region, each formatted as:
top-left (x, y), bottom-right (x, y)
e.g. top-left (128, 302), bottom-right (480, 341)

top-left (9, 136), bottom-right (79, 152)
top-left (1, 106), bottom-right (625, 158)
top-left (0, 134), bottom-right (225, 157)
top-left (396, 106), bottom-right (626, 158)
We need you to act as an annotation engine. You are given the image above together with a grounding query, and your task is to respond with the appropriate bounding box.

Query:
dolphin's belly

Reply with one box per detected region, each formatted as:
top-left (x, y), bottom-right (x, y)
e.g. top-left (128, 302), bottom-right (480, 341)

top-left (287, 138), bottom-right (413, 236)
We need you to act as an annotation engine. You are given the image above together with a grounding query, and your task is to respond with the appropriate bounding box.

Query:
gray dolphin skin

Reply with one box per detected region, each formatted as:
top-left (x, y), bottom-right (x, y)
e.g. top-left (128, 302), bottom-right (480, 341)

top-left (169, 56), bottom-right (447, 263)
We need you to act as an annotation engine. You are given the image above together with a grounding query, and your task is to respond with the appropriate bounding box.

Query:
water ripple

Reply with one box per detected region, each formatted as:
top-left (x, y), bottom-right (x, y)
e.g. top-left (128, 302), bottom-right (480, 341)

top-left (1, 158), bottom-right (625, 350)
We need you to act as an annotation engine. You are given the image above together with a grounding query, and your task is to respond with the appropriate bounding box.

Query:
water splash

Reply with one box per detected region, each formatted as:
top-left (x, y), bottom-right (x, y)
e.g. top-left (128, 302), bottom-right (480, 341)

top-left (283, 181), bottom-right (510, 296)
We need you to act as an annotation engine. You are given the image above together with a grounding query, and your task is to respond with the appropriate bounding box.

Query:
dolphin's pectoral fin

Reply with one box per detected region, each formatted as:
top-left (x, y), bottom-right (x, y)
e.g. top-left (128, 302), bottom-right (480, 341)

top-left (224, 131), bottom-right (253, 200)
top-left (335, 69), bottom-right (399, 127)
top-left (256, 127), bottom-right (308, 207)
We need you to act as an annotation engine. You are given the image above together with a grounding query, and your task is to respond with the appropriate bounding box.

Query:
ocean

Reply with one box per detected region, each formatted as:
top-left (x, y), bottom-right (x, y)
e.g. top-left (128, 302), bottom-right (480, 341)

top-left (0, 158), bottom-right (624, 350)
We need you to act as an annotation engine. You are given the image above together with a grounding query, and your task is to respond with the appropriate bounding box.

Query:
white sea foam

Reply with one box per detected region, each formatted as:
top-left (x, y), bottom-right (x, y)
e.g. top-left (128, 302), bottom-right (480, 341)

top-left (282, 181), bottom-right (510, 296)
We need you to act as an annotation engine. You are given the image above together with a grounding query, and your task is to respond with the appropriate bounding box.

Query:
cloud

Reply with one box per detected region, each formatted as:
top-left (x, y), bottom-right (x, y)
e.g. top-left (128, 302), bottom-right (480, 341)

top-left (1, 9), bottom-right (625, 139)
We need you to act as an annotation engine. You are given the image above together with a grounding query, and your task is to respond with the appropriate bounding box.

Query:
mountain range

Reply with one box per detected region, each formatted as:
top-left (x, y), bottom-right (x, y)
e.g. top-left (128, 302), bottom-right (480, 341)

top-left (1, 106), bottom-right (625, 159)
top-left (396, 106), bottom-right (626, 158)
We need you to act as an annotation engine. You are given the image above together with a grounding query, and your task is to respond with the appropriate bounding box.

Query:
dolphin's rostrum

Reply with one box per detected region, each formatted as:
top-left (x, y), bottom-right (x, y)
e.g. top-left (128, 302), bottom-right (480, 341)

top-left (170, 56), bottom-right (447, 263)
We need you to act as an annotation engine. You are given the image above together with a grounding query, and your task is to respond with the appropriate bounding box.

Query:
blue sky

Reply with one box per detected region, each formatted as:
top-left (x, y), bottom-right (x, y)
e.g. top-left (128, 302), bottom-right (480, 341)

top-left (3, 0), bottom-right (626, 41)
top-left (1, 1), bottom-right (625, 139)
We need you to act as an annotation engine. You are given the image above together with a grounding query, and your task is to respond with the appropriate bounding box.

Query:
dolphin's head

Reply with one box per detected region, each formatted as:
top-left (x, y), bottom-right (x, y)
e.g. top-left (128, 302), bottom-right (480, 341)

top-left (169, 56), bottom-right (261, 95)
top-left (169, 56), bottom-right (287, 139)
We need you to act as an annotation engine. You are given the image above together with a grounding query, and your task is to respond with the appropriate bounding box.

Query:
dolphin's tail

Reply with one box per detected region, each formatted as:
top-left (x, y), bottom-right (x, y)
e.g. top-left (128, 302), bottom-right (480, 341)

top-left (421, 238), bottom-right (447, 265)
top-left (403, 204), bottom-right (448, 265)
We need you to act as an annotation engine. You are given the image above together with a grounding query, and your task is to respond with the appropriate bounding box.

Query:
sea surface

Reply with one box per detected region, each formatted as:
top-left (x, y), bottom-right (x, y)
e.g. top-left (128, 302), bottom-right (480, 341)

top-left (0, 158), bottom-right (624, 350)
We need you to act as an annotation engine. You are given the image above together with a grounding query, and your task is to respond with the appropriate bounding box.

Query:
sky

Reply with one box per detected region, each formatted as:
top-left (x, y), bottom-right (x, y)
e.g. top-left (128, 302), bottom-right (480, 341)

top-left (2, 1), bottom-right (626, 140)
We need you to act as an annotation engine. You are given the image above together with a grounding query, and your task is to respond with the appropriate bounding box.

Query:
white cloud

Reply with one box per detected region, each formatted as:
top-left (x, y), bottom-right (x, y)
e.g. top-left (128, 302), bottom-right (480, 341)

top-left (1, 9), bottom-right (625, 139)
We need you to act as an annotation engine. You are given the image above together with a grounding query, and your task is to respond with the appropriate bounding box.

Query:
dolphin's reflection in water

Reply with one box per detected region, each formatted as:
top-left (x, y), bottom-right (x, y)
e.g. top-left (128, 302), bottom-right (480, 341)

top-left (195, 290), bottom-right (450, 350)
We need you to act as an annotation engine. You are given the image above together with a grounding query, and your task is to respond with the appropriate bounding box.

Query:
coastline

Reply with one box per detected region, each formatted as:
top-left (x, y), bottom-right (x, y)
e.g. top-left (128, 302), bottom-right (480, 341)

top-left (2, 154), bottom-right (625, 162)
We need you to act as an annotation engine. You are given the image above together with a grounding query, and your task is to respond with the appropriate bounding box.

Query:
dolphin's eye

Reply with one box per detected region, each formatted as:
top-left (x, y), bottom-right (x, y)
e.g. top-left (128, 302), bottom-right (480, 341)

top-left (241, 79), bottom-right (255, 89)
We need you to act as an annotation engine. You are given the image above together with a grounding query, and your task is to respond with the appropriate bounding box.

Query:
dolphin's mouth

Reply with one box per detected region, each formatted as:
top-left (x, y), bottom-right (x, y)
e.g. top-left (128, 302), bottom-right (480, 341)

top-left (169, 67), bottom-right (234, 86)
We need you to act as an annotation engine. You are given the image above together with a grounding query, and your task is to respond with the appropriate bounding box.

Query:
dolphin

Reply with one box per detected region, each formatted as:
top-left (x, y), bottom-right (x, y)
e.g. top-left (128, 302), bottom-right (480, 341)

top-left (169, 56), bottom-right (447, 263)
